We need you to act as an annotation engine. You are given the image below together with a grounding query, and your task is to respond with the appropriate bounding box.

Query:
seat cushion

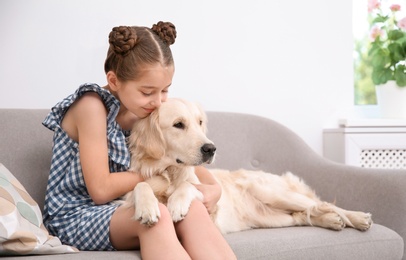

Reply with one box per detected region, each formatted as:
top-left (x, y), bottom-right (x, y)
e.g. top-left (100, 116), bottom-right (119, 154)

top-left (2, 224), bottom-right (402, 259)
top-left (225, 224), bottom-right (403, 259)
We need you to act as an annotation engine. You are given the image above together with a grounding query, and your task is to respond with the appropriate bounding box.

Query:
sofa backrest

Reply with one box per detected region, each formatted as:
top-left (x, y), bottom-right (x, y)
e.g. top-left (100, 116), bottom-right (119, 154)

top-left (0, 109), bottom-right (52, 211)
top-left (0, 109), bottom-right (318, 212)
top-left (206, 111), bottom-right (319, 173)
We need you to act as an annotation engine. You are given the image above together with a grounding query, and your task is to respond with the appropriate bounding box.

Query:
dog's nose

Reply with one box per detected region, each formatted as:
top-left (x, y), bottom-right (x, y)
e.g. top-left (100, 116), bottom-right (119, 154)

top-left (201, 143), bottom-right (216, 159)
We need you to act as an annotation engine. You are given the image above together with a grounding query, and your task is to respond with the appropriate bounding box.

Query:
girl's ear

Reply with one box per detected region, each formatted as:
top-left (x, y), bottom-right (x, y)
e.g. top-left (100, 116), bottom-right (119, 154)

top-left (129, 110), bottom-right (166, 161)
top-left (106, 71), bottom-right (120, 91)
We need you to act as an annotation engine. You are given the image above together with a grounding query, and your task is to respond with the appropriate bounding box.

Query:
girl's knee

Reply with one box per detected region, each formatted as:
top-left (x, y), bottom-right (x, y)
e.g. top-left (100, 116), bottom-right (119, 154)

top-left (138, 204), bottom-right (175, 235)
top-left (158, 201), bottom-right (211, 229)
top-left (189, 200), bottom-right (208, 213)
top-left (156, 203), bottom-right (174, 225)
top-left (184, 200), bottom-right (211, 221)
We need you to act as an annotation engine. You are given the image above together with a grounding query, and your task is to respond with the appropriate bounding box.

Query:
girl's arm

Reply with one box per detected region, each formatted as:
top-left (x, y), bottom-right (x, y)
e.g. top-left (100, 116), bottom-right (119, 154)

top-left (64, 93), bottom-right (142, 205)
top-left (194, 166), bottom-right (222, 214)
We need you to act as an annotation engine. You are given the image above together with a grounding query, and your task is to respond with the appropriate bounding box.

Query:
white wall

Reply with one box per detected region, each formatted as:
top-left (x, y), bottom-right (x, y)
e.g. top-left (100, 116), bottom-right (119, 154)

top-left (0, 0), bottom-right (353, 155)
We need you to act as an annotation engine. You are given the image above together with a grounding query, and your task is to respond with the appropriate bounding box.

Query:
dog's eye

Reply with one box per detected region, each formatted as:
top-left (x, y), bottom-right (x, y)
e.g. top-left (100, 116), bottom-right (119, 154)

top-left (199, 120), bottom-right (203, 126)
top-left (173, 122), bottom-right (185, 129)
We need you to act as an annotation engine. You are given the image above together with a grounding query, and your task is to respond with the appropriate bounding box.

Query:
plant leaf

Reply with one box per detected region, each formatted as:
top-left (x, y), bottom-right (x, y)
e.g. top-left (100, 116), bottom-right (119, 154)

top-left (388, 30), bottom-right (405, 41)
top-left (395, 65), bottom-right (406, 86)
top-left (372, 15), bottom-right (389, 23)
top-left (371, 48), bottom-right (391, 68)
top-left (372, 67), bottom-right (393, 85)
top-left (388, 43), bottom-right (405, 62)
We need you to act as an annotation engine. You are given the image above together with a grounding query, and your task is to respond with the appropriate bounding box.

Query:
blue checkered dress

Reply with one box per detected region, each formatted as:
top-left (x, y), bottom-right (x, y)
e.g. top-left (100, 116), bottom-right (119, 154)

top-left (42, 83), bottom-right (131, 251)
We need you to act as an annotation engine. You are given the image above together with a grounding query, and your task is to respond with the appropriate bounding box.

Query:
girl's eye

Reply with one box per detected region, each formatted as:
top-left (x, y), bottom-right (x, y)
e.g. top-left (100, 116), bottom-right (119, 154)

top-left (142, 92), bottom-right (152, 96)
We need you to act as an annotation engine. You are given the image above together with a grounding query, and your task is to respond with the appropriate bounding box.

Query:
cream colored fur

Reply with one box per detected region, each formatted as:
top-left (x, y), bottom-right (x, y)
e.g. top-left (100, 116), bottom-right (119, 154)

top-left (124, 98), bottom-right (372, 233)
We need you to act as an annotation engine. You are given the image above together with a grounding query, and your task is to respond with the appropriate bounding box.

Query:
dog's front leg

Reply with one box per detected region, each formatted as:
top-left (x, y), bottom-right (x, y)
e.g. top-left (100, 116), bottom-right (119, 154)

top-left (167, 182), bottom-right (203, 222)
top-left (126, 182), bottom-right (160, 227)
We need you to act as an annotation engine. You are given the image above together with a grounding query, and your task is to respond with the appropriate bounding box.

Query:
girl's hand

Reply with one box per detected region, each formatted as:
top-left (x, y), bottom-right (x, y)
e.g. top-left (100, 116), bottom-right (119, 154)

top-left (193, 182), bottom-right (221, 214)
top-left (194, 166), bottom-right (221, 214)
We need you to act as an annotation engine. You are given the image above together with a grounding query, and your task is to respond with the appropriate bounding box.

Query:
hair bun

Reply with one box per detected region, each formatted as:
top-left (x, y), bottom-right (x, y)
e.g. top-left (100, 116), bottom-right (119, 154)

top-left (109, 26), bottom-right (137, 55)
top-left (151, 21), bottom-right (177, 45)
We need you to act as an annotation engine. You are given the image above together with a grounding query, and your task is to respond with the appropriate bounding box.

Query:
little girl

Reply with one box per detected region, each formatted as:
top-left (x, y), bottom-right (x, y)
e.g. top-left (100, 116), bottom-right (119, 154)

top-left (42, 21), bottom-right (236, 259)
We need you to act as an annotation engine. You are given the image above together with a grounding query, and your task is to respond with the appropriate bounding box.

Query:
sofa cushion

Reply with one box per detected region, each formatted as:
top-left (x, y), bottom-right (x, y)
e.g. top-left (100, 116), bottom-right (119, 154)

top-left (1, 224), bottom-right (402, 259)
top-left (0, 164), bottom-right (78, 256)
top-left (226, 225), bottom-right (403, 259)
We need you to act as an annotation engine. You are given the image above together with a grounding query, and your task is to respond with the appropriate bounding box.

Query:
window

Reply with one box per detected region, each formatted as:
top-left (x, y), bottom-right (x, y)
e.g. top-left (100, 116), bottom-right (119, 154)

top-left (353, 0), bottom-right (376, 105)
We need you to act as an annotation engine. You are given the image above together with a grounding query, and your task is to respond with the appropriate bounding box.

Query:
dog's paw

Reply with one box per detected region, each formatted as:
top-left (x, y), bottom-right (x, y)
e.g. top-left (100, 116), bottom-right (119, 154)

top-left (167, 182), bottom-right (203, 222)
top-left (135, 198), bottom-right (160, 227)
top-left (134, 183), bottom-right (161, 227)
top-left (326, 213), bottom-right (346, 231)
top-left (349, 212), bottom-right (373, 231)
top-left (313, 212), bottom-right (346, 231)
top-left (167, 195), bottom-right (191, 222)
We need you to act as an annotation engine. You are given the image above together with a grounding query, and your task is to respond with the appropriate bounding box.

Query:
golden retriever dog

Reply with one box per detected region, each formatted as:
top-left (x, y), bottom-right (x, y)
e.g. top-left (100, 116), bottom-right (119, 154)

top-left (124, 98), bottom-right (372, 234)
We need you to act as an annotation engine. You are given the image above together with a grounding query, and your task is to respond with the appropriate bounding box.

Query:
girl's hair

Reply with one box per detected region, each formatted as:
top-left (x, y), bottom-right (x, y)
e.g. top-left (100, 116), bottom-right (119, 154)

top-left (104, 21), bottom-right (177, 82)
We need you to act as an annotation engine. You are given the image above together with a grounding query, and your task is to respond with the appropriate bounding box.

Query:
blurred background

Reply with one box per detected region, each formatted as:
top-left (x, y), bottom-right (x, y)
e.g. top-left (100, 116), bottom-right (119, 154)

top-left (0, 0), bottom-right (356, 155)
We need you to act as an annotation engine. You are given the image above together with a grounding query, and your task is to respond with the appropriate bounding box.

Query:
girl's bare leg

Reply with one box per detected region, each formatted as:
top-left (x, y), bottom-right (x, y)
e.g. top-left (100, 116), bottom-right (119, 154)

top-left (175, 200), bottom-right (237, 260)
top-left (110, 203), bottom-right (190, 260)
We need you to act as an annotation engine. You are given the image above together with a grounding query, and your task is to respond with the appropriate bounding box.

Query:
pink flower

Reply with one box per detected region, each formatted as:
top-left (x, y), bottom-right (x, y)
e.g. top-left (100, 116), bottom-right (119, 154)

top-left (369, 26), bottom-right (384, 41)
top-left (398, 17), bottom-right (406, 30)
top-left (368, 0), bottom-right (381, 12)
top-left (390, 4), bottom-right (401, 12)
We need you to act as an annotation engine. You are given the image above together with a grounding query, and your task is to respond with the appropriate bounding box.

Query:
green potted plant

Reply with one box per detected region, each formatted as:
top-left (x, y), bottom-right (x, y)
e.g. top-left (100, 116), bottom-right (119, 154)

top-left (368, 0), bottom-right (406, 118)
top-left (368, 0), bottom-right (406, 85)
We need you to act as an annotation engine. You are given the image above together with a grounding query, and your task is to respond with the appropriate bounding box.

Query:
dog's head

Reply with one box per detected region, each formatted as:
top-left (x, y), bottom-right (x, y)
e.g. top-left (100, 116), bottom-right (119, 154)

top-left (129, 98), bottom-right (216, 177)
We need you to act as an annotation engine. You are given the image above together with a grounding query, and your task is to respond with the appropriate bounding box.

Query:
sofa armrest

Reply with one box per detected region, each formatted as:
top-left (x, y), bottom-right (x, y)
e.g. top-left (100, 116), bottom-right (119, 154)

top-left (297, 158), bottom-right (406, 238)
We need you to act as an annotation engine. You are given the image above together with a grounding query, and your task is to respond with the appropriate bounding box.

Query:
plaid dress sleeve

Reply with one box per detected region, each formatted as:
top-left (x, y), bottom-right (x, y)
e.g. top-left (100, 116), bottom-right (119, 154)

top-left (42, 83), bottom-right (130, 251)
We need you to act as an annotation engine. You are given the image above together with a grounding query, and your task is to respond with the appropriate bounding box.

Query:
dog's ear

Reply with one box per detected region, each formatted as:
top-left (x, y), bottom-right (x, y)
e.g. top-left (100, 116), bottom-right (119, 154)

top-left (129, 110), bottom-right (166, 160)
top-left (196, 102), bottom-right (208, 134)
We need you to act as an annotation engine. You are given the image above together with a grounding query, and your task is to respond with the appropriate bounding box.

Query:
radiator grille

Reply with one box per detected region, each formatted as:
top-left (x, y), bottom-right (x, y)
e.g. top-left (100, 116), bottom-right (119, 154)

top-left (360, 149), bottom-right (406, 169)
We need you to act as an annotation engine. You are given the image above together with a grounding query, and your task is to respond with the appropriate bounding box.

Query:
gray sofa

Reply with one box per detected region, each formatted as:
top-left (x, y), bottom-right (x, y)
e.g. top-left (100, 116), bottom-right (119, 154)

top-left (0, 108), bottom-right (405, 259)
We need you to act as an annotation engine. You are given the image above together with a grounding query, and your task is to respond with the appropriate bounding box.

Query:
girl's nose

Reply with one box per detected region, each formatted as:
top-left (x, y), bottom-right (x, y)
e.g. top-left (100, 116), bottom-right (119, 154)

top-left (151, 95), bottom-right (162, 108)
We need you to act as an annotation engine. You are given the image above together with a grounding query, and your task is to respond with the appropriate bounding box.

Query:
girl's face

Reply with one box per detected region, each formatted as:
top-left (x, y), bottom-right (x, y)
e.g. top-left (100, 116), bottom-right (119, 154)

top-left (115, 63), bottom-right (175, 119)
